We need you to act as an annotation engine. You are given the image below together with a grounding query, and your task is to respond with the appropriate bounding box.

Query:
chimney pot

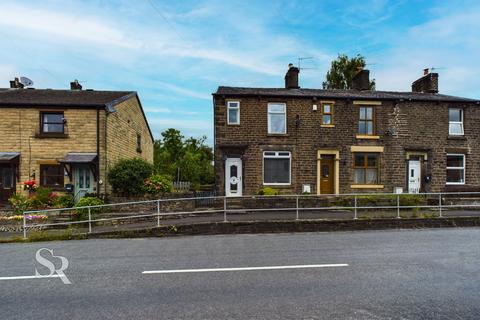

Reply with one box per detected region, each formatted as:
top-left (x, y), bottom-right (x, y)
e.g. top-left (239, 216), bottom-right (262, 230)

top-left (423, 68), bottom-right (429, 76)
top-left (285, 63), bottom-right (300, 89)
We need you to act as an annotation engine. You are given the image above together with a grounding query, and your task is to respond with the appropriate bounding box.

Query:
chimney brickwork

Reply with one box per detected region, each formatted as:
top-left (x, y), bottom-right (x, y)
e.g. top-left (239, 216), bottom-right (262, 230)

top-left (351, 69), bottom-right (370, 90)
top-left (285, 63), bottom-right (300, 89)
top-left (412, 72), bottom-right (438, 93)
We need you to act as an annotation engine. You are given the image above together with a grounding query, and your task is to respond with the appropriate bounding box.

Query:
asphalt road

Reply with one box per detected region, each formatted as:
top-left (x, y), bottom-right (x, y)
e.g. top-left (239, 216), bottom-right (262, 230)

top-left (1, 228), bottom-right (480, 319)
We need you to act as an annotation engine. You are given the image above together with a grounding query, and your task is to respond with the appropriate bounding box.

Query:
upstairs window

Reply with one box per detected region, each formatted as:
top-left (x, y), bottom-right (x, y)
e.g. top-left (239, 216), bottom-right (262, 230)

top-left (227, 101), bottom-right (240, 125)
top-left (449, 108), bottom-right (464, 135)
top-left (263, 151), bottom-right (291, 185)
top-left (321, 103), bottom-right (333, 125)
top-left (358, 106), bottom-right (374, 135)
top-left (353, 153), bottom-right (379, 184)
top-left (446, 154), bottom-right (465, 184)
top-left (268, 103), bottom-right (286, 134)
top-left (41, 112), bottom-right (64, 133)
top-left (136, 134), bottom-right (142, 153)
top-left (40, 164), bottom-right (64, 189)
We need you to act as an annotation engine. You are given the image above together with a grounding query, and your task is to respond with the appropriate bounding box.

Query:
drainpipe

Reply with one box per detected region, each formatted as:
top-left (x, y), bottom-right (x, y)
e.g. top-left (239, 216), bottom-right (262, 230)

top-left (96, 106), bottom-right (100, 195)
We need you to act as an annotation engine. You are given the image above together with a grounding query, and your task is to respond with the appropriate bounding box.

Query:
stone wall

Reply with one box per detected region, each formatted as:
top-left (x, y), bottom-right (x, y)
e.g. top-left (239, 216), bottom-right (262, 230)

top-left (107, 193), bottom-right (196, 213)
top-left (105, 95), bottom-right (154, 194)
top-left (214, 95), bottom-right (480, 195)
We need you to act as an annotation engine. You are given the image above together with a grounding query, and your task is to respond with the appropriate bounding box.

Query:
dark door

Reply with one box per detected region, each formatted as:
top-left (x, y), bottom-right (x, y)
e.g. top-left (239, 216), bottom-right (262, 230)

top-left (320, 158), bottom-right (334, 194)
top-left (0, 165), bottom-right (15, 203)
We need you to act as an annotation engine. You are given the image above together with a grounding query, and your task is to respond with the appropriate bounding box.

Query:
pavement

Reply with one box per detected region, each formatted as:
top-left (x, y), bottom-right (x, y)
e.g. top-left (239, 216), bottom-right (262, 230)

top-left (1, 228), bottom-right (480, 319)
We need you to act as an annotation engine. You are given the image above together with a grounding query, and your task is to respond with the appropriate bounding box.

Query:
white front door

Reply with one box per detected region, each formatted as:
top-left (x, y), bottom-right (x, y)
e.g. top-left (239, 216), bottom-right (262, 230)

top-left (225, 158), bottom-right (242, 197)
top-left (408, 160), bottom-right (421, 193)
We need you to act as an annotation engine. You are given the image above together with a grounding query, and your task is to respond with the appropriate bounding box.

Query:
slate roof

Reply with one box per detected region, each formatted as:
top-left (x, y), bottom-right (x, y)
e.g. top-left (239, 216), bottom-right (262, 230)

top-left (0, 88), bottom-right (135, 107)
top-left (0, 88), bottom-right (154, 142)
top-left (214, 86), bottom-right (479, 103)
top-left (0, 152), bottom-right (20, 161)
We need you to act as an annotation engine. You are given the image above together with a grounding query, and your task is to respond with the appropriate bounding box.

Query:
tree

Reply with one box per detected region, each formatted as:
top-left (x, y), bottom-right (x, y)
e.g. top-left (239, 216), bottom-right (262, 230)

top-left (322, 54), bottom-right (375, 90)
top-left (153, 129), bottom-right (214, 189)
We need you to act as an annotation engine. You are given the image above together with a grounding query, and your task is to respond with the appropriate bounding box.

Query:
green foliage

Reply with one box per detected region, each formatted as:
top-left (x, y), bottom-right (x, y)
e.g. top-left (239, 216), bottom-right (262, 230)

top-left (27, 187), bottom-right (56, 209)
top-left (108, 158), bottom-right (154, 195)
top-left (323, 54), bottom-right (376, 90)
top-left (8, 193), bottom-right (30, 215)
top-left (74, 197), bottom-right (105, 219)
top-left (8, 187), bottom-right (59, 214)
top-left (53, 194), bottom-right (74, 208)
top-left (144, 174), bottom-right (173, 194)
top-left (257, 187), bottom-right (280, 196)
top-left (153, 129), bottom-right (214, 189)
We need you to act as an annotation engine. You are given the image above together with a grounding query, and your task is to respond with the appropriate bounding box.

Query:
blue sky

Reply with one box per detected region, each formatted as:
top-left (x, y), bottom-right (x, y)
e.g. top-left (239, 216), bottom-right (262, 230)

top-left (0, 0), bottom-right (479, 144)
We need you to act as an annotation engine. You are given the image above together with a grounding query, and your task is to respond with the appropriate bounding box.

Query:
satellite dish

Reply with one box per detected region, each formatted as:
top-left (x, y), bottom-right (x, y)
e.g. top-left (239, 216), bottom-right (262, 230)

top-left (19, 76), bottom-right (34, 87)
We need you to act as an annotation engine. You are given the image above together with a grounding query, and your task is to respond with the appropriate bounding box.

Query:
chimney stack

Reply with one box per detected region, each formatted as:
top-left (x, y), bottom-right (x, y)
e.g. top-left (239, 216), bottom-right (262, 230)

top-left (9, 77), bottom-right (24, 89)
top-left (412, 69), bottom-right (438, 93)
top-left (70, 79), bottom-right (82, 90)
top-left (285, 63), bottom-right (300, 89)
top-left (351, 68), bottom-right (370, 90)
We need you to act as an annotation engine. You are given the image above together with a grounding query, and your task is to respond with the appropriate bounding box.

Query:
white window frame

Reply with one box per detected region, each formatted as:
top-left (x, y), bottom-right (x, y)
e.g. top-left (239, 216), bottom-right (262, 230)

top-left (263, 151), bottom-right (291, 185)
top-left (446, 153), bottom-right (465, 185)
top-left (267, 103), bottom-right (287, 134)
top-left (227, 101), bottom-right (240, 125)
top-left (448, 108), bottom-right (464, 136)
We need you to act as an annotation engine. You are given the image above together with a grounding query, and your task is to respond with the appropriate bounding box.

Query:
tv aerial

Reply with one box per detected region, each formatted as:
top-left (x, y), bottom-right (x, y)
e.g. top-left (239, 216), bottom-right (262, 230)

top-left (19, 76), bottom-right (34, 87)
top-left (297, 57), bottom-right (317, 70)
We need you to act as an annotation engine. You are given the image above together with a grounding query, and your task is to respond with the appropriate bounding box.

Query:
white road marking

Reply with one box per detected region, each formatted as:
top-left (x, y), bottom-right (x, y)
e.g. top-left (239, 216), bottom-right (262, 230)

top-left (143, 263), bottom-right (349, 274)
top-left (0, 275), bottom-right (63, 281)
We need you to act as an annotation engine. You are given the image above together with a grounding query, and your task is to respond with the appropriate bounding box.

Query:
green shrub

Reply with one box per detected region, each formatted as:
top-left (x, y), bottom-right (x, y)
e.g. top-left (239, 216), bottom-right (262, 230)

top-left (54, 194), bottom-right (74, 208)
top-left (74, 197), bottom-right (105, 220)
top-left (8, 193), bottom-right (30, 215)
top-left (107, 158), bottom-right (154, 195)
top-left (144, 174), bottom-right (173, 194)
top-left (257, 187), bottom-right (279, 196)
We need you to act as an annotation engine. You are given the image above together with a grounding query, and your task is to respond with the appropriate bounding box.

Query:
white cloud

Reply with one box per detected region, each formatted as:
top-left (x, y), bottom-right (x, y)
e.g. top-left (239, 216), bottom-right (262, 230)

top-left (371, 5), bottom-right (480, 98)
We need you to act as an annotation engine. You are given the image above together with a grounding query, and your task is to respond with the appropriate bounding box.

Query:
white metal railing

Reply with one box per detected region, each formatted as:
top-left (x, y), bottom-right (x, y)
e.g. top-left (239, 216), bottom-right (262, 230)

top-left (21, 192), bottom-right (480, 238)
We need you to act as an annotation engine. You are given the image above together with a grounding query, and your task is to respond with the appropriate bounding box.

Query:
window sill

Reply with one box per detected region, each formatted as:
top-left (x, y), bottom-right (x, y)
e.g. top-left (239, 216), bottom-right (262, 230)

top-left (321, 124), bottom-right (335, 128)
top-left (447, 135), bottom-right (466, 140)
top-left (263, 183), bottom-right (291, 187)
top-left (35, 133), bottom-right (68, 139)
top-left (227, 123), bottom-right (241, 126)
top-left (356, 134), bottom-right (380, 140)
top-left (267, 134), bottom-right (289, 137)
top-left (350, 184), bottom-right (384, 189)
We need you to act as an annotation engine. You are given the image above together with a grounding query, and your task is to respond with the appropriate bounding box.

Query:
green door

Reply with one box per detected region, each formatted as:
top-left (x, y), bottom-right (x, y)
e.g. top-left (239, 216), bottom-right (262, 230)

top-left (74, 165), bottom-right (94, 202)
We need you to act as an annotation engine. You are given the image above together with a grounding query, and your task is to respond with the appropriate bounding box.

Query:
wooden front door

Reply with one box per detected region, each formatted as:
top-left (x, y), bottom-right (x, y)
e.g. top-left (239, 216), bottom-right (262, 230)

top-left (0, 165), bottom-right (16, 203)
top-left (320, 157), bottom-right (334, 194)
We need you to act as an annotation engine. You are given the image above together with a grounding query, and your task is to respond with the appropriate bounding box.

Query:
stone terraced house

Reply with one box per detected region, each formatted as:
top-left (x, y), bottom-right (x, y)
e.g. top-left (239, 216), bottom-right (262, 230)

top-left (0, 79), bottom-right (154, 204)
top-left (213, 66), bottom-right (480, 196)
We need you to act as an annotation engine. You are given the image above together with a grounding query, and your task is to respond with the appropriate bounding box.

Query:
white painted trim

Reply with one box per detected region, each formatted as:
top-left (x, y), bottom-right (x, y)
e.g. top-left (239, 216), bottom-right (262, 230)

top-left (446, 153), bottom-right (466, 185)
top-left (267, 102), bottom-right (287, 134)
top-left (448, 108), bottom-right (464, 136)
top-left (263, 151), bottom-right (291, 185)
top-left (142, 264), bottom-right (349, 274)
top-left (227, 101), bottom-right (240, 125)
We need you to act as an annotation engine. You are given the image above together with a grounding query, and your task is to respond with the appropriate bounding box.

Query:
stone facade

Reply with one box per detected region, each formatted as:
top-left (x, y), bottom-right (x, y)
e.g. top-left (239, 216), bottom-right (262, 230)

top-left (0, 90), bottom-right (153, 202)
top-left (214, 77), bottom-right (480, 196)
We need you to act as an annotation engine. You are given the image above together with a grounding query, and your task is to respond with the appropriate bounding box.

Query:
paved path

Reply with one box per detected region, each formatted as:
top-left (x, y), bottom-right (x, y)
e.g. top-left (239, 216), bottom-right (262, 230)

top-left (1, 228), bottom-right (480, 319)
